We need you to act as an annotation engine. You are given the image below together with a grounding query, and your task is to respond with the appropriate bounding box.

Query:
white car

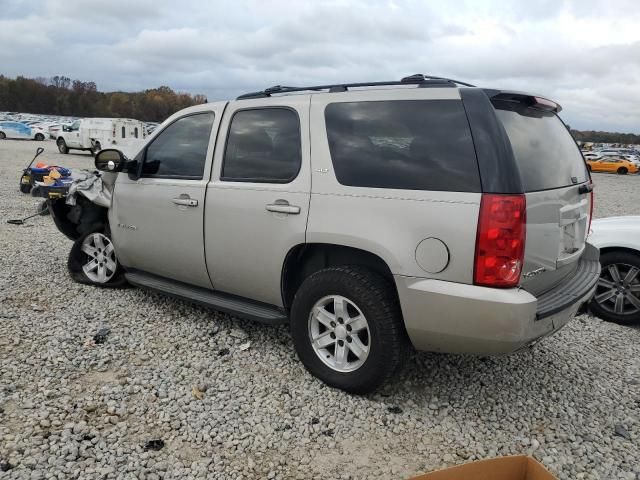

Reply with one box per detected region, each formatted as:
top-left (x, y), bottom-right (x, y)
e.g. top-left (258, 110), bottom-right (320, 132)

top-left (0, 121), bottom-right (48, 141)
top-left (589, 216), bottom-right (640, 324)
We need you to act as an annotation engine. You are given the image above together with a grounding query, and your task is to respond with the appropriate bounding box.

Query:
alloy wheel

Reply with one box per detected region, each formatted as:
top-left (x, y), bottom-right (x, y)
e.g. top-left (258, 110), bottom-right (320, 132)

top-left (594, 263), bottom-right (640, 316)
top-left (308, 295), bottom-right (371, 373)
top-left (81, 233), bottom-right (117, 283)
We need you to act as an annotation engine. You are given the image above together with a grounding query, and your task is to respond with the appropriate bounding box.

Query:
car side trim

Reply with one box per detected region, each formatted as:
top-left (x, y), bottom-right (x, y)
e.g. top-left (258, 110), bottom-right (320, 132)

top-left (125, 270), bottom-right (288, 325)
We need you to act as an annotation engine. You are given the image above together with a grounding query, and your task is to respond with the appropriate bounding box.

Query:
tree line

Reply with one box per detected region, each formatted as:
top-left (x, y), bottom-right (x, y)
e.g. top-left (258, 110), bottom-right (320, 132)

top-left (0, 75), bottom-right (207, 122)
top-left (570, 129), bottom-right (640, 145)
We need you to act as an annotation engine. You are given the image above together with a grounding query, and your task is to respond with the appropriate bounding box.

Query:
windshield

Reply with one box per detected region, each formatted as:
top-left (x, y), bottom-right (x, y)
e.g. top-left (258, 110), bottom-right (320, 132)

top-left (494, 104), bottom-right (588, 192)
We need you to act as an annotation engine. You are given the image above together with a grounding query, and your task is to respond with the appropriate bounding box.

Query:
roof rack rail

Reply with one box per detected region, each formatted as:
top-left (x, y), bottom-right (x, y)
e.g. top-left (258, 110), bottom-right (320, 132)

top-left (236, 74), bottom-right (476, 100)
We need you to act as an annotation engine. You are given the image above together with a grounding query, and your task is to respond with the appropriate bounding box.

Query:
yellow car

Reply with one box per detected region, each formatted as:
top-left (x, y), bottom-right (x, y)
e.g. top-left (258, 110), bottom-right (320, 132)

top-left (587, 157), bottom-right (639, 175)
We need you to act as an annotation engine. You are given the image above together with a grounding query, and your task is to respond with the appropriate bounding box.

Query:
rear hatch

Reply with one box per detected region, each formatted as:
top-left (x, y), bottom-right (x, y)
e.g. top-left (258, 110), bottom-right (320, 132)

top-left (491, 94), bottom-right (592, 296)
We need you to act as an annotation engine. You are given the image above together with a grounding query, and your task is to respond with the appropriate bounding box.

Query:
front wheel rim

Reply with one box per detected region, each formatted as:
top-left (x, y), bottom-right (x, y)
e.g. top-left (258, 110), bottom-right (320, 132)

top-left (308, 295), bottom-right (371, 373)
top-left (594, 263), bottom-right (640, 315)
top-left (81, 233), bottom-right (117, 283)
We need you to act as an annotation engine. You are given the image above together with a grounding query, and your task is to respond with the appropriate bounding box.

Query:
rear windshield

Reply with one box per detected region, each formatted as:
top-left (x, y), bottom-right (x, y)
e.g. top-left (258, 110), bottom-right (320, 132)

top-left (494, 104), bottom-right (588, 192)
top-left (325, 100), bottom-right (481, 192)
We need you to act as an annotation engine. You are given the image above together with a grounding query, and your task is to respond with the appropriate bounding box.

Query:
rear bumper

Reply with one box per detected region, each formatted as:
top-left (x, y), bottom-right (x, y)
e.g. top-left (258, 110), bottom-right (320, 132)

top-left (395, 243), bottom-right (600, 354)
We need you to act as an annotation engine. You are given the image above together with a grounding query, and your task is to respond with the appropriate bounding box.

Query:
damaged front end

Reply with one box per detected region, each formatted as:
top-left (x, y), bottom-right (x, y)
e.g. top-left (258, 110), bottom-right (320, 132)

top-left (47, 171), bottom-right (117, 240)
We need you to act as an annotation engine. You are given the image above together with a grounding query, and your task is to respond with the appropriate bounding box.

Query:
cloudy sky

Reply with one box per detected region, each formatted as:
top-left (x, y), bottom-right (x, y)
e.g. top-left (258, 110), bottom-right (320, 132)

top-left (1, 0), bottom-right (639, 132)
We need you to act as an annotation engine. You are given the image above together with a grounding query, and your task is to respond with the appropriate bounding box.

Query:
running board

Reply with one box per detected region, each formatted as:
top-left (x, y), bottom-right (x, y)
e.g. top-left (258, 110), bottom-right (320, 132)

top-left (125, 271), bottom-right (288, 325)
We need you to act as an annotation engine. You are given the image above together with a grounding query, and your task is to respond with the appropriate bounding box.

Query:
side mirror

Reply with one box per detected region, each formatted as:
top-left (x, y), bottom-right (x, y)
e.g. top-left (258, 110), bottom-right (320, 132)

top-left (95, 149), bottom-right (127, 173)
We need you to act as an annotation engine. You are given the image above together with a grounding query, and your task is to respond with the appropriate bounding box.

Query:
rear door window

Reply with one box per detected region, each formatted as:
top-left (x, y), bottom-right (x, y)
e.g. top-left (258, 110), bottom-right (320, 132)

top-left (494, 104), bottom-right (588, 192)
top-left (324, 100), bottom-right (480, 192)
top-left (222, 108), bottom-right (301, 183)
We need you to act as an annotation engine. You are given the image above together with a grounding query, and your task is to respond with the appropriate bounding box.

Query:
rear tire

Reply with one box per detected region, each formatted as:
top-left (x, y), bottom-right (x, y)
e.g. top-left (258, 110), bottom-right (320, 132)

top-left (290, 265), bottom-right (408, 394)
top-left (34, 133), bottom-right (45, 141)
top-left (587, 165), bottom-right (592, 172)
top-left (92, 141), bottom-right (101, 155)
top-left (68, 227), bottom-right (127, 288)
top-left (0, 132), bottom-right (6, 140)
top-left (617, 167), bottom-right (628, 175)
top-left (57, 138), bottom-right (68, 154)
top-left (590, 250), bottom-right (640, 325)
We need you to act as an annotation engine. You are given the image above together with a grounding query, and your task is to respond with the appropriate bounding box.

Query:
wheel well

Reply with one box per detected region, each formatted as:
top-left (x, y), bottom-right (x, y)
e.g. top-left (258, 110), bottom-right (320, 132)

top-left (598, 246), bottom-right (640, 257)
top-left (49, 196), bottom-right (109, 241)
top-left (281, 243), bottom-right (396, 312)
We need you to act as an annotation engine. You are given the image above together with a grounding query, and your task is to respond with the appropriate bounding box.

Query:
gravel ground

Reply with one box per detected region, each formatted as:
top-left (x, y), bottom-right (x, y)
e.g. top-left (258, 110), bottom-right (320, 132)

top-left (1, 139), bottom-right (639, 480)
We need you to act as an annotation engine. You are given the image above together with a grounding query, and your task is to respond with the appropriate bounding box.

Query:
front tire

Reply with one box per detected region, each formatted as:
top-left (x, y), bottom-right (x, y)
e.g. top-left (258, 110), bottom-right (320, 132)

top-left (68, 228), bottom-right (127, 288)
top-left (91, 142), bottom-right (101, 155)
top-left (290, 266), bottom-right (408, 394)
top-left (617, 167), bottom-right (628, 175)
top-left (0, 132), bottom-right (6, 140)
top-left (57, 138), bottom-right (68, 154)
top-left (590, 250), bottom-right (640, 324)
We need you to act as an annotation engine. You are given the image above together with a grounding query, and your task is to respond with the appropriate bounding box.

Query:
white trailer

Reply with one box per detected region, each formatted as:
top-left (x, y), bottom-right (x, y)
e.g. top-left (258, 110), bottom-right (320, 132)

top-left (56, 118), bottom-right (146, 157)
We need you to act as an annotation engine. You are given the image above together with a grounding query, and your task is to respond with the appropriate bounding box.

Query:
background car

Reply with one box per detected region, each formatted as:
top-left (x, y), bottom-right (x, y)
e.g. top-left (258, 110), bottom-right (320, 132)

top-left (0, 121), bottom-right (47, 141)
top-left (588, 216), bottom-right (640, 324)
top-left (586, 157), bottom-right (638, 174)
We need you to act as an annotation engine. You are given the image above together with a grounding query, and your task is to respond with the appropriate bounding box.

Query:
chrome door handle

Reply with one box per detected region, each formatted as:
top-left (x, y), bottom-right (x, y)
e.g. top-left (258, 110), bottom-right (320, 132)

top-left (172, 197), bottom-right (198, 207)
top-left (266, 200), bottom-right (300, 215)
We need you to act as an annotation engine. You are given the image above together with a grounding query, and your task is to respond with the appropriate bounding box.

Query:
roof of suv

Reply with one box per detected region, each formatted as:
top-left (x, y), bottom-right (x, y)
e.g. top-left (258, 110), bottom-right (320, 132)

top-left (236, 74), bottom-right (475, 100)
top-left (235, 73), bottom-right (563, 113)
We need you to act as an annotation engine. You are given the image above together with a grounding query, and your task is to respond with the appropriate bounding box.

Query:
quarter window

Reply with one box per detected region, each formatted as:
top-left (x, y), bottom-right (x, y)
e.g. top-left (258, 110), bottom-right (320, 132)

top-left (222, 108), bottom-right (301, 183)
top-left (324, 100), bottom-right (480, 192)
top-left (141, 112), bottom-right (215, 180)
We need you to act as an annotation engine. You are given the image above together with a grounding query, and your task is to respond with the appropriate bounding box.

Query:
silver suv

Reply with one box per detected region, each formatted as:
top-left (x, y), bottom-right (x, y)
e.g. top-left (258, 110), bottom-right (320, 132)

top-left (51, 75), bottom-right (600, 393)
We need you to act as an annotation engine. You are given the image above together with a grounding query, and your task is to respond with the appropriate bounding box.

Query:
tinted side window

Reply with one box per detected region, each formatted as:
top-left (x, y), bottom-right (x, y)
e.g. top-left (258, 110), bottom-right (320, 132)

top-left (142, 112), bottom-right (215, 179)
top-left (324, 100), bottom-right (480, 192)
top-left (222, 108), bottom-right (301, 183)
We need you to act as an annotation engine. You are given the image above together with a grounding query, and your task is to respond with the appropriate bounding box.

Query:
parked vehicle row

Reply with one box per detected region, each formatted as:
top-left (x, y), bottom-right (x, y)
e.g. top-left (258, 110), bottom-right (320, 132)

top-left (47, 75), bottom-right (600, 393)
top-left (1, 112), bottom-right (159, 141)
top-left (582, 147), bottom-right (640, 174)
top-left (0, 121), bottom-right (48, 141)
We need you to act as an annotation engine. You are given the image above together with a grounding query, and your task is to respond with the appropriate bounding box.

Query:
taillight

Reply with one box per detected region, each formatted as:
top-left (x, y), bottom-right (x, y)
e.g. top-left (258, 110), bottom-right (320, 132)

top-left (474, 194), bottom-right (526, 288)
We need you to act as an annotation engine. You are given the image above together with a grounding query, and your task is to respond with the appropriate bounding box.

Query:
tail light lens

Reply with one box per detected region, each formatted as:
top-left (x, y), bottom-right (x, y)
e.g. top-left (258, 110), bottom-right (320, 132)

top-left (474, 194), bottom-right (526, 288)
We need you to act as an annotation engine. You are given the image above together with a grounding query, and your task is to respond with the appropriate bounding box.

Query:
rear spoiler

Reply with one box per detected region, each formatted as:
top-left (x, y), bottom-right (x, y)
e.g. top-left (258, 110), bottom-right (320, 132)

top-left (483, 89), bottom-right (562, 113)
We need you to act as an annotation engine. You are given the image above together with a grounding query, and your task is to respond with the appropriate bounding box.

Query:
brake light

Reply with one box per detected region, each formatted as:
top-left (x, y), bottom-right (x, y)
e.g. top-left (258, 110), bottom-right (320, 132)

top-left (474, 194), bottom-right (526, 288)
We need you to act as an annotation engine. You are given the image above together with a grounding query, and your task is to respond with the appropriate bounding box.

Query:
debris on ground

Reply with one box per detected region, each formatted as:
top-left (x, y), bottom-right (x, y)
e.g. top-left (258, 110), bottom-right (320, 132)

top-left (143, 439), bottom-right (165, 451)
top-left (614, 424), bottom-right (631, 440)
top-left (387, 405), bottom-right (403, 414)
top-left (191, 385), bottom-right (205, 400)
top-left (93, 327), bottom-right (111, 344)
top-left (238, 341), bottom-right (251, 351)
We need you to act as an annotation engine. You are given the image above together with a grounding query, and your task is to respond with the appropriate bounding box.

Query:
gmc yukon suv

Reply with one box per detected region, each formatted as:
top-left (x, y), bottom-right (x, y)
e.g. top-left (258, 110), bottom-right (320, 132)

top-left (50, 74), bottom-right (600, 393)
